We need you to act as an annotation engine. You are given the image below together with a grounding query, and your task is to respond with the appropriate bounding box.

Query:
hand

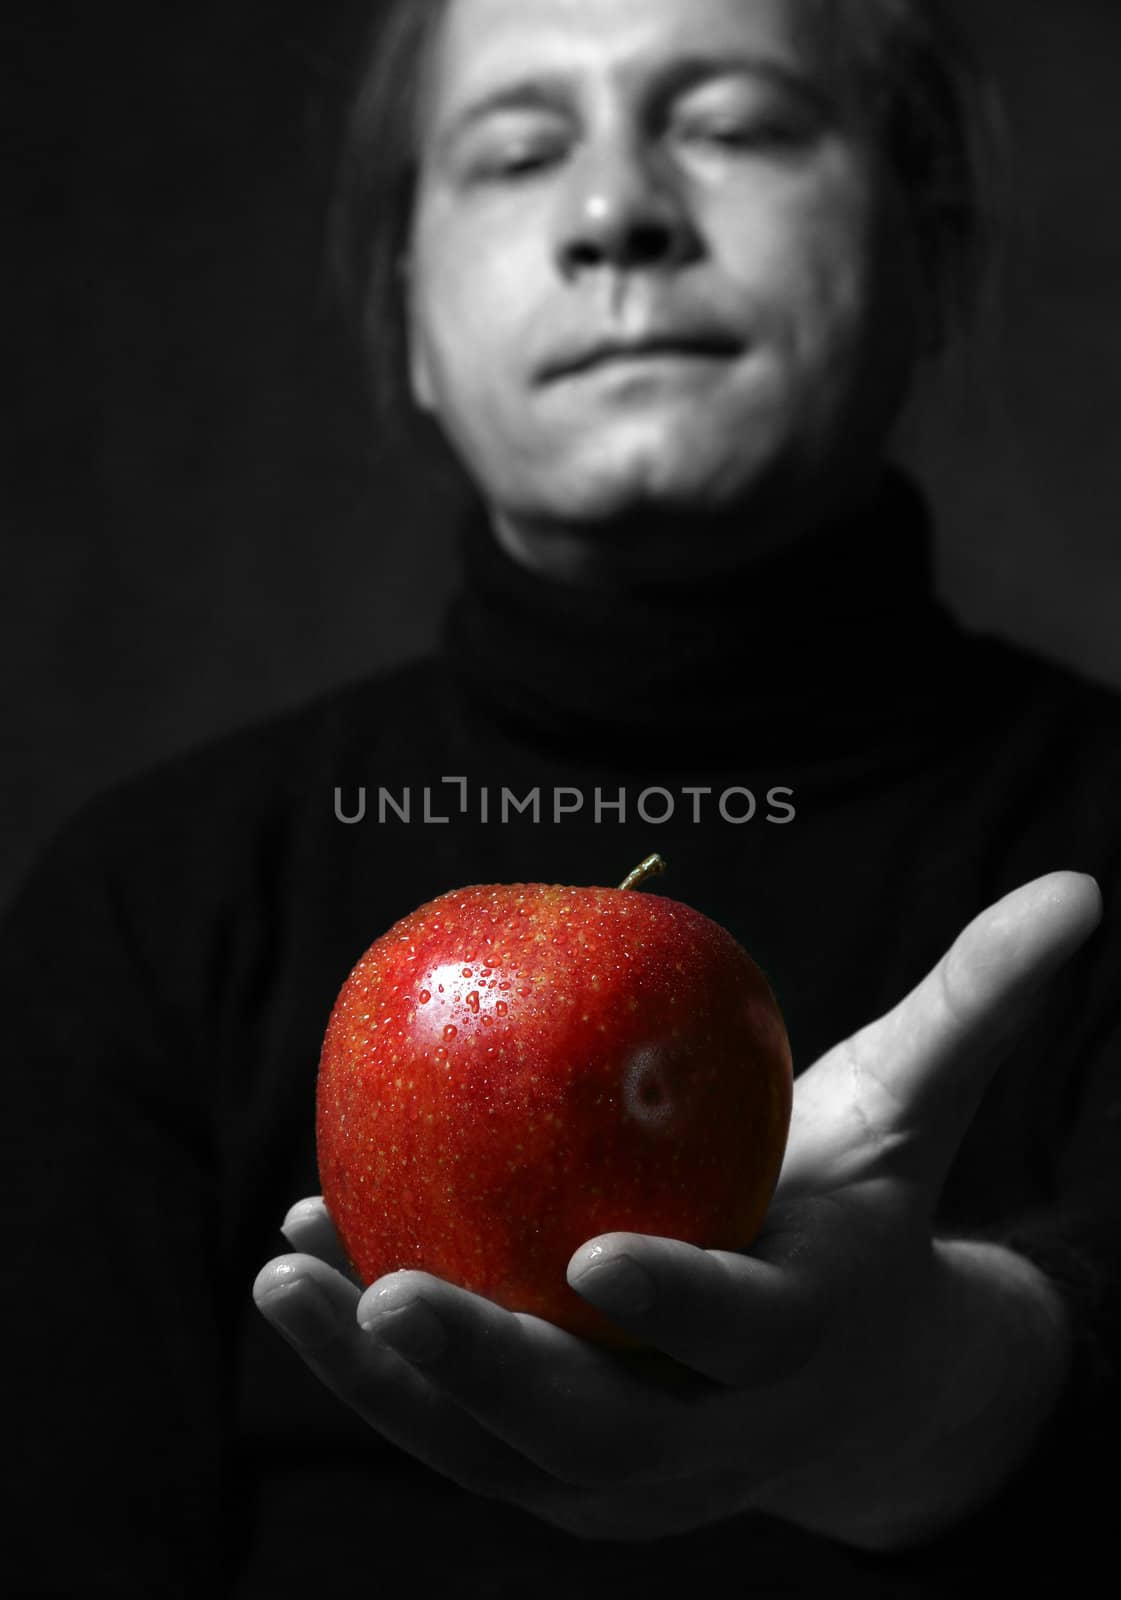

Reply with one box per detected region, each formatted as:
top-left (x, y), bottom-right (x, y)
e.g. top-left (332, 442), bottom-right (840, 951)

top-left (253, 872), bottom-right (1100, 1547)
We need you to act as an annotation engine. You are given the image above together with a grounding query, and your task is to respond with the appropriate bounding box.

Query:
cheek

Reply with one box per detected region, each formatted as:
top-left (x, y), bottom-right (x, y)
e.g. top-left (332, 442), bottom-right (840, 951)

top-left (411, 207), bottom-right (539, 395)
top-left (782, 234), bottom-right (870, 374)
top-left (718, 173), bottom-right (879, 373)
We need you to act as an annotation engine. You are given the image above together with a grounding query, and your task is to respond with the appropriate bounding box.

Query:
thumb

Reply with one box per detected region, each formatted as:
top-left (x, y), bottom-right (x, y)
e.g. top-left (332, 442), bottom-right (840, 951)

top-left (795, 872), bottom-right (1102, 1190)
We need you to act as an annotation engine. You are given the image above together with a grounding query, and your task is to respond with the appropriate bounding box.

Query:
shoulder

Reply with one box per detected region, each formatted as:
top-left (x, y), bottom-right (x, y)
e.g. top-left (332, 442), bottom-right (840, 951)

top-left (962, 627), bottom-right (1121, 778)
top-left (7, 655), bottom-right (443, 918)
top-left (962, 632), bottom-right (1121, 935)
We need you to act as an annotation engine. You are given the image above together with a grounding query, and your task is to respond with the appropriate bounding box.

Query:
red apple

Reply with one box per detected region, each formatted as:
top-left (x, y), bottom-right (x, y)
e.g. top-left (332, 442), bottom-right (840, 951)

top-left (316, 857), bottom-right (792, 1344)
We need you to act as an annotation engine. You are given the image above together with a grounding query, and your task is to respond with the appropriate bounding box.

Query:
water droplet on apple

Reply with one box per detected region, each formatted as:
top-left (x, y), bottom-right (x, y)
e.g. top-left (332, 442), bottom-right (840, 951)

top-left (466, 991), bottom-right (480, 1014)
top-left (443, 1024), bottom-right (458, 1042)
top-left (461, 967), bottom-right (473, 979)
top-left (495, 1001), bottom-right (508, 1017)
top-left (418, 990), bottom-right (431, 1005)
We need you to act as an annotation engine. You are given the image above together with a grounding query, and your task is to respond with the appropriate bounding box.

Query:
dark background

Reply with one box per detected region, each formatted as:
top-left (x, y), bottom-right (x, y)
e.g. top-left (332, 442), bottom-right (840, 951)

top-left (6, 0), bottom-right (1121, 913)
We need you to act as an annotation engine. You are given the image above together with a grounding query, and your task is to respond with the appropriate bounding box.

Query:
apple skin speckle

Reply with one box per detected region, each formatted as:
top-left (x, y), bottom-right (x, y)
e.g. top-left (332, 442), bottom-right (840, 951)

top-left (316, 880), bottom-right (792, 1346)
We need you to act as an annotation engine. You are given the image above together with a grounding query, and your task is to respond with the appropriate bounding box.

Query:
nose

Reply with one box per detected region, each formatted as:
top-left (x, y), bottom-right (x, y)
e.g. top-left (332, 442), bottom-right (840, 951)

top-left (553, 135), bottom-right (700, 279)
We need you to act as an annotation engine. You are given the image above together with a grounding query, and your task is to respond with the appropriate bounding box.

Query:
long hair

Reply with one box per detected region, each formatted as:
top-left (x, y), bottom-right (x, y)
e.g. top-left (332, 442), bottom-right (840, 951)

top-left (330, 0), bottom-right (1002, 429)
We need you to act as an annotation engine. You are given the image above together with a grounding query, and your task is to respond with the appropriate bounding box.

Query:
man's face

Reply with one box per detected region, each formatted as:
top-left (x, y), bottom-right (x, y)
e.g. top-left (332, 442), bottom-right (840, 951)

top-left (406, 0), bottom-right (922, 535)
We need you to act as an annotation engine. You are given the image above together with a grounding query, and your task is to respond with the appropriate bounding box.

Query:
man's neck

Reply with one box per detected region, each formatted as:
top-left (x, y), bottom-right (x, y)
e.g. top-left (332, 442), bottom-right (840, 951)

top-left (488, 464), bottom-right (886, 592)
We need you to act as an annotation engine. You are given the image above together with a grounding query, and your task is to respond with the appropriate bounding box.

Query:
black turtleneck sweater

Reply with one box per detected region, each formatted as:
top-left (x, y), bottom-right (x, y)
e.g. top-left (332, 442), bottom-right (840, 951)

top-left (5, 473), bottom-right (1121, 1596)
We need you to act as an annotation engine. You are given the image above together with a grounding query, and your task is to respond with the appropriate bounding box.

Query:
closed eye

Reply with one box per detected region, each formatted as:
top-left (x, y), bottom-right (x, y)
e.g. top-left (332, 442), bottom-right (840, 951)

top-left (673, 115), bottom-right (817, 153)
top-left (455, 111), bottom-right (573, 185)
top-left (486, 142), bottom-right (567, 179)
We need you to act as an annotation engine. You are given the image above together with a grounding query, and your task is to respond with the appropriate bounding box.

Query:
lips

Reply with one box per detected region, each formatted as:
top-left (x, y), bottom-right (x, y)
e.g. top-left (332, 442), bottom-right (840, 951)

top-left (537, 329), bottom-right (744, 383)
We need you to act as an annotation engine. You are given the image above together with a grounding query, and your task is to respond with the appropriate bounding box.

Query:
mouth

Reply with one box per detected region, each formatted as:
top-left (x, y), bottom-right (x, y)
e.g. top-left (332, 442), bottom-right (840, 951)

top-left (539, 333), bottom-right (744, 383)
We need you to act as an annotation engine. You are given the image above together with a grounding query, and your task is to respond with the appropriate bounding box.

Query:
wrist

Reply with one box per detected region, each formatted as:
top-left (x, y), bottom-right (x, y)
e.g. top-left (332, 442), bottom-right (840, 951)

top-left (755, 1236), bottom-right (1074, 1554)
top-left (858, 1236), bottom-right (1074, 1552)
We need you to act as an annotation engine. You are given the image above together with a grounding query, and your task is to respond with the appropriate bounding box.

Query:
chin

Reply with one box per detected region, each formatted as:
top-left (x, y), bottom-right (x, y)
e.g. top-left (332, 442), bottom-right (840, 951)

top-left (526, 434), bottom-right (778, 526)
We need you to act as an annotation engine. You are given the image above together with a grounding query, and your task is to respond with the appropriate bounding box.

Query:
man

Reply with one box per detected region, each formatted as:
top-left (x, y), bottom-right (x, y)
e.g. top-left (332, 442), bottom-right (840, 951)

top-left (7, 0), bottom-right (1120, 1593)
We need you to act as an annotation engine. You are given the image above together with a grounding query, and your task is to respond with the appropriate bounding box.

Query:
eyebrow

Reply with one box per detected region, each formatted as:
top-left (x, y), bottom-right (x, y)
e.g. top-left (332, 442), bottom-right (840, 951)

top-left (440, 51), bottom-right (837, 141)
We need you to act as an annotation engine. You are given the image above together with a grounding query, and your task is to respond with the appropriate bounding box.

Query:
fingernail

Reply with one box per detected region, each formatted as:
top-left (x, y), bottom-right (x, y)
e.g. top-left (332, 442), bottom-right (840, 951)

top-left (571, 1254), bottom-right (654, 1314)
top-left (361, 1298), bottom-right (447, 1363)
top-left (259, 1275), bottom-right (335, 1351)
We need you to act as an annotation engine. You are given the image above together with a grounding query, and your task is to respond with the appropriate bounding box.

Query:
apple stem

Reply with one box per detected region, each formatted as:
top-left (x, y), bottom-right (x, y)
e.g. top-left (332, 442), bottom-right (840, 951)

top-left (618, 854), bottom-right (667, 892)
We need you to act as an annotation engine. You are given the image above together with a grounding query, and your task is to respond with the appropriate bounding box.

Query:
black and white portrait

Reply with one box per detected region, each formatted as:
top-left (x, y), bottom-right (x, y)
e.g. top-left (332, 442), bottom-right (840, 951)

top-left (6, 3), bottom-right (1120, 1595)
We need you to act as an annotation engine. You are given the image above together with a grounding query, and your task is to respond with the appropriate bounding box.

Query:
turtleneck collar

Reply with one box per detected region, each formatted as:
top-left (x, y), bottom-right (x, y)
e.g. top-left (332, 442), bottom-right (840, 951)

top-left (439, 467), bottom-right (977, 770)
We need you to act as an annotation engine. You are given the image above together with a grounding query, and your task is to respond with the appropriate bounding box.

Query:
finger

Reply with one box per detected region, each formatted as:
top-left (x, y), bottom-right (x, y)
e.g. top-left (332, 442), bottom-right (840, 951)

top-left (252, 1254), bottom-right (560, 1506)
top-left (793, 872), bottom-right (1102, 1186)
top-left (280, 1196), bottom-right (362, 1285)
top-left (567, 1221), bottom-right (828, 1390)
top-left (253, 1252), bottom-right (362, 1361)
top-left (873, 870), bottom-right (1100, 1119)
top-left (355, 1269), bottom-right (698, 1489)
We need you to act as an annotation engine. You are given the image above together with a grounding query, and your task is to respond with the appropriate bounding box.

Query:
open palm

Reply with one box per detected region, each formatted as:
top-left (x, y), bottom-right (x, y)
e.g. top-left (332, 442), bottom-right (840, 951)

top-left (254, 872), bottom-right (1099, 1547)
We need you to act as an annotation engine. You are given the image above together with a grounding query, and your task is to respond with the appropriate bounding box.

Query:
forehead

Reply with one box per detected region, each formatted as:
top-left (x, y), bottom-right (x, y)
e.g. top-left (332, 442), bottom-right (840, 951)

top-left (422, 0), bottom-right (831, 119)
